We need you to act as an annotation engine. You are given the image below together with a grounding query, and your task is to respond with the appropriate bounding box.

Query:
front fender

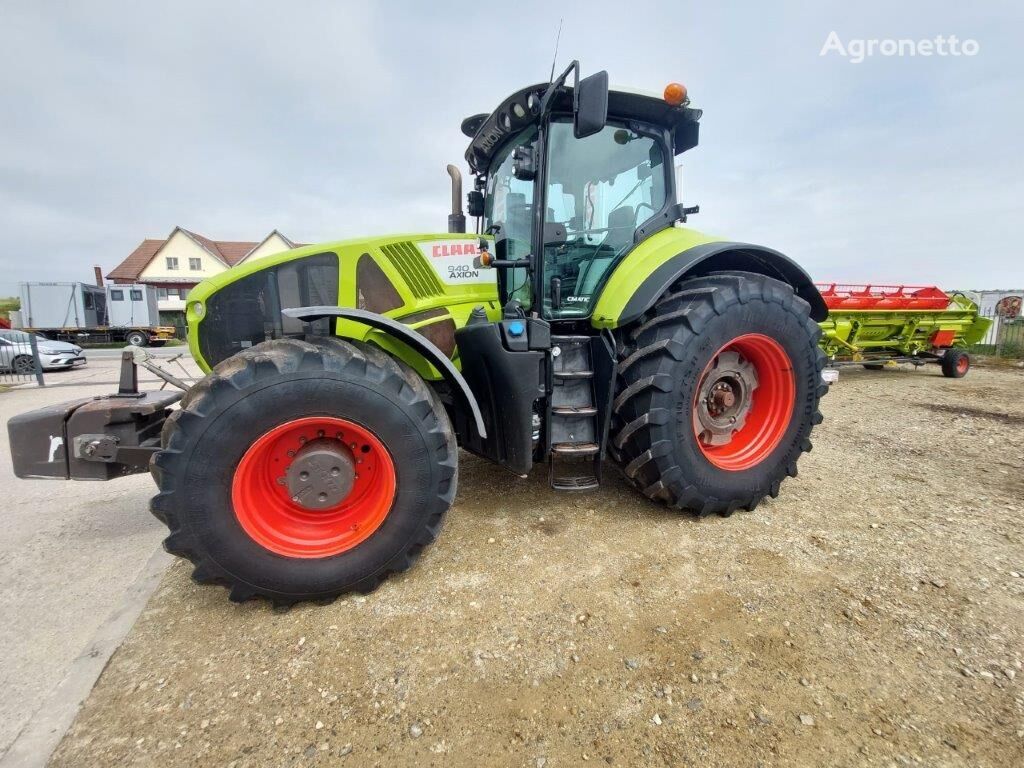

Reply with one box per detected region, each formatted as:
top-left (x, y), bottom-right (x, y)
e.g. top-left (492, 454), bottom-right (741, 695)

top-left (591, 227), bottom-right (827, 327)
top-left (282, 306), bottom-right (487, 440)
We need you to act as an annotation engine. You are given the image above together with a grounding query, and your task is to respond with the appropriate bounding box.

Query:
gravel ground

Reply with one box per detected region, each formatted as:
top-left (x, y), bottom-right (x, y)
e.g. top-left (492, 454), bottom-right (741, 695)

top-left (50, 364), bottom-right (1024, 767)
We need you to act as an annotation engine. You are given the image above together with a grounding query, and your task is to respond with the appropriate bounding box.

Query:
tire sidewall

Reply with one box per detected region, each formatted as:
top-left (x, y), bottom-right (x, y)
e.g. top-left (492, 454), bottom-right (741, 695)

top-left (174, 369), bottom-right (444, 596)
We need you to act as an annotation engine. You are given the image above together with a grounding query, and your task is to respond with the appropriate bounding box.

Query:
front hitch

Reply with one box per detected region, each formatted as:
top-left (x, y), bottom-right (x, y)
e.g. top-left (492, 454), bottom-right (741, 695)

top-left (8, 351), bottom-right (184, 480)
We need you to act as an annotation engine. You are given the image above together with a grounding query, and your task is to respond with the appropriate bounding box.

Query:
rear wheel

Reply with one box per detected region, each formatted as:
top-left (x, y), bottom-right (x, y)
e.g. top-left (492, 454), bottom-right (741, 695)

top-left (941, 349), bottom-right (970, 378)
top-left (126, 330), bottom-right (148, 347)
top-left (611, 272), bottom-right (826, 515)
top-left (12, 355), bottom-right (36, 375)
top-left (151, 337), bottom-right (457, 605)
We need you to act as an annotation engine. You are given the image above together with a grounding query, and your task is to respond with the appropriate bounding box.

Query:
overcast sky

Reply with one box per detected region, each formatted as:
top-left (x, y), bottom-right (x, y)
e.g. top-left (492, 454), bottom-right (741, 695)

top-left (1, 0), bottom-right (1021, 296)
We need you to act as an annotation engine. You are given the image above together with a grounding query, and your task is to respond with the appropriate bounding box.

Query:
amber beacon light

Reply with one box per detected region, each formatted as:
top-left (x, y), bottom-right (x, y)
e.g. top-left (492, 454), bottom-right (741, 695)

top-left (663, 82), bottom-right (688, 106)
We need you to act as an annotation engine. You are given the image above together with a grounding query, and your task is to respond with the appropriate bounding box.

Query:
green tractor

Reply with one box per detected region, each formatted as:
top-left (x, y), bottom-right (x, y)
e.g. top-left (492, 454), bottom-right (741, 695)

top-left (9, 63), bottom-right (828, 605)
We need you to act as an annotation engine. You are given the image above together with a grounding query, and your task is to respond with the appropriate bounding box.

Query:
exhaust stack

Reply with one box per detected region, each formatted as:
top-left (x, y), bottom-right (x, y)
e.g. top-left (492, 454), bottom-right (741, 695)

top-left (446, 164), bottom-right (466, 233)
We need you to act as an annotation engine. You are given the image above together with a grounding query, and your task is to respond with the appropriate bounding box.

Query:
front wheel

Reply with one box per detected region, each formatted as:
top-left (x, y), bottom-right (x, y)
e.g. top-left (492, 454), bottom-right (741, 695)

top-left (151, 337), bottom-right (457, 605)
top-left (611, 272), bottom-right (827, 515)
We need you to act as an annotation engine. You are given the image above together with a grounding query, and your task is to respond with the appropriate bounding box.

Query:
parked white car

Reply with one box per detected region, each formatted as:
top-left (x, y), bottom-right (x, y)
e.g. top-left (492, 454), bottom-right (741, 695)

top-left (0, 329), bottom-right (87, 373)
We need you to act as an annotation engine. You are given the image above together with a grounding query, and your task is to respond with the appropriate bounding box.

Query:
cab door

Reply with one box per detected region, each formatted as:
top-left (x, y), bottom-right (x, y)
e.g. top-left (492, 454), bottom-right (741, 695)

top-left (541, 118), bottom-right (668, 319)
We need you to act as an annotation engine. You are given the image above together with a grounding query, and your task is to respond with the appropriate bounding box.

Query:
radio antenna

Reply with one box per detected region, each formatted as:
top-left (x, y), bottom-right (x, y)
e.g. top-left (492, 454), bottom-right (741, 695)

top-left (548, 18), bottom-right (563, 82)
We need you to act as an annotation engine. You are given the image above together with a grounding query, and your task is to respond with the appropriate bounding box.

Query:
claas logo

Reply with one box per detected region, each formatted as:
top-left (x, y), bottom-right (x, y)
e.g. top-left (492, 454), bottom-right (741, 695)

top-left (431, 243), bottom-right (480, 258)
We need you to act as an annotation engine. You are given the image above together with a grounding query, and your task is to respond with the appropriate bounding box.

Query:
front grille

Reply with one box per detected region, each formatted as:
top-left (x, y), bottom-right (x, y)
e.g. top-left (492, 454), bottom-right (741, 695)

top-left (379, 242), bottom-right (444, 299)
top-left (199, 252), bottom-right (339, 367)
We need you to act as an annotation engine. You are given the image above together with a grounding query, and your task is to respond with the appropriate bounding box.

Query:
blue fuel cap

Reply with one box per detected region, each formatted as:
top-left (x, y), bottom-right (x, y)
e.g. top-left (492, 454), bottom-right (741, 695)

top-left (507, 320), bottom-right (525, 337)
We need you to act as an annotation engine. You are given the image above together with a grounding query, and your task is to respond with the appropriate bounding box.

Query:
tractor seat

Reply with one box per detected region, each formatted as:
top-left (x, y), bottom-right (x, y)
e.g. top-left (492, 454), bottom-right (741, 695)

top-left (575, 205), bottom-right (634, 297)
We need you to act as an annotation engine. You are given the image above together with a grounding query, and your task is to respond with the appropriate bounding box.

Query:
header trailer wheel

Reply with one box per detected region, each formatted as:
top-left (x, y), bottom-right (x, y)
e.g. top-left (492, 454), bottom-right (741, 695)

top-left (941, 349), bottom-right (970, 379)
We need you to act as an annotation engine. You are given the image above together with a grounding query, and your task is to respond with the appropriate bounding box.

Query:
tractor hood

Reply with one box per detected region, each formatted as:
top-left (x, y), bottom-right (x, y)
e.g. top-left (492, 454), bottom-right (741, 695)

top-left (185, 233), bottom-right (499, 374)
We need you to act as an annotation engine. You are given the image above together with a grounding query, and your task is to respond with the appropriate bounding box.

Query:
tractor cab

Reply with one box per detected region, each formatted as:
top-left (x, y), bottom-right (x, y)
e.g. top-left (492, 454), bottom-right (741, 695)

top-left (461, 64), bottom-right (701, 323)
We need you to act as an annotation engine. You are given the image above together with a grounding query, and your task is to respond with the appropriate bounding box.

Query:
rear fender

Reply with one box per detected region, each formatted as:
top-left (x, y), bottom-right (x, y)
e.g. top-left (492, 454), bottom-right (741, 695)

top-left (282, 306), bottom-right (487, 440)
top-left (592, 229), bottom-right (827, 327)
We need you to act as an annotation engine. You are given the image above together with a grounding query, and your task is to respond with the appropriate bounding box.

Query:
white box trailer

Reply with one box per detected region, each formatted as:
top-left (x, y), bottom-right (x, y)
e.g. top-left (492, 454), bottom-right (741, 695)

top-left (105, 284), bottom-right (161, 328)
top-left (19, 282), bottom-right (107, 329)
top-left (15, 282), bottom-right (176, 346)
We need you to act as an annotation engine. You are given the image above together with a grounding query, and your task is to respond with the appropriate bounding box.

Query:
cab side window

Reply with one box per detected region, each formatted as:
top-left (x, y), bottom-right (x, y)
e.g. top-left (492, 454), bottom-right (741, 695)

top-left (543, 119), bottom-right (668, 317)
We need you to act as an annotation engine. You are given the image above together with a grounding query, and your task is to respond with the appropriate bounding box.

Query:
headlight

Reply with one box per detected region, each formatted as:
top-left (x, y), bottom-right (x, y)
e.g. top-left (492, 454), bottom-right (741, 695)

top-left (192, 301), bottom-right (205, 319)
top-left (38, 346), bottom-right (57, 354)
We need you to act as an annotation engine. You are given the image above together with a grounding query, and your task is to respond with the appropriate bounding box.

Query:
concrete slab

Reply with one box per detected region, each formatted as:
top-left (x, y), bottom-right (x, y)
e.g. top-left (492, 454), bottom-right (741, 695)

top-left (37, 348), bottom-right (202, 389)
top-left (81, 346), bottom-right (194, 361)
top-left (0, 548), bottom-right (170, 768)
top-left (0, 357), bottom-right (190, 765)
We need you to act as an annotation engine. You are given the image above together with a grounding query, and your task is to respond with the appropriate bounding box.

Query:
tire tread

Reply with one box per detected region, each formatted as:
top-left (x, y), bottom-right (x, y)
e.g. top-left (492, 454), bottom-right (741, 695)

top-left (150, 337), bottom-right (456, 606)
top-left (611, 271), bottom-right (827, 516)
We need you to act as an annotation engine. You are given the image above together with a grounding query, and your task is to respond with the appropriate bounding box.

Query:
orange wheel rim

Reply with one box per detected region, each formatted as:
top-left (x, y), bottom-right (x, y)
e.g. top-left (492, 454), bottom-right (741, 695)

top-left (693, 333), bottom-right (796, 471)
top-left (231, 416), bottom-right (396, 558)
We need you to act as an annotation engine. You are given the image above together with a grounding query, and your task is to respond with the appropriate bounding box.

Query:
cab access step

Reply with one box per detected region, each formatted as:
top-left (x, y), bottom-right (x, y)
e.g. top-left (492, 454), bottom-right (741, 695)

top-left (548, 334), bottom-right (615, 491)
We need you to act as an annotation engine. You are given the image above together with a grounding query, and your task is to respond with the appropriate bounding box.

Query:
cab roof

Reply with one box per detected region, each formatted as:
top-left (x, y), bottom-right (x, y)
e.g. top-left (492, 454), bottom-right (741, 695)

top-left (463, 82), bottom-right (702, 174)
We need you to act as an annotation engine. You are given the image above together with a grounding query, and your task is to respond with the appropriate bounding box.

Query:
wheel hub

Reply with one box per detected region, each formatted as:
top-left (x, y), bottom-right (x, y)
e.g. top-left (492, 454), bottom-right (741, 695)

top-left (695, 351), bottom-right (759, 446)
top-left (691, 334), bottom-right (797, 472)
top-left (285, 439), bottom-right (356, 510)
top-left (231, 416), bottom-right (396, 558)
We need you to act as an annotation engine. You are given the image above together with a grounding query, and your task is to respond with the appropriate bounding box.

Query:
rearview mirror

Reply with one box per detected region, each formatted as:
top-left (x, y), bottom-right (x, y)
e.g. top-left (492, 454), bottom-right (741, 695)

top-left (574, 70), bottom-right (609, 139)
top-left (467, 190), bottom-right (484, 217)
